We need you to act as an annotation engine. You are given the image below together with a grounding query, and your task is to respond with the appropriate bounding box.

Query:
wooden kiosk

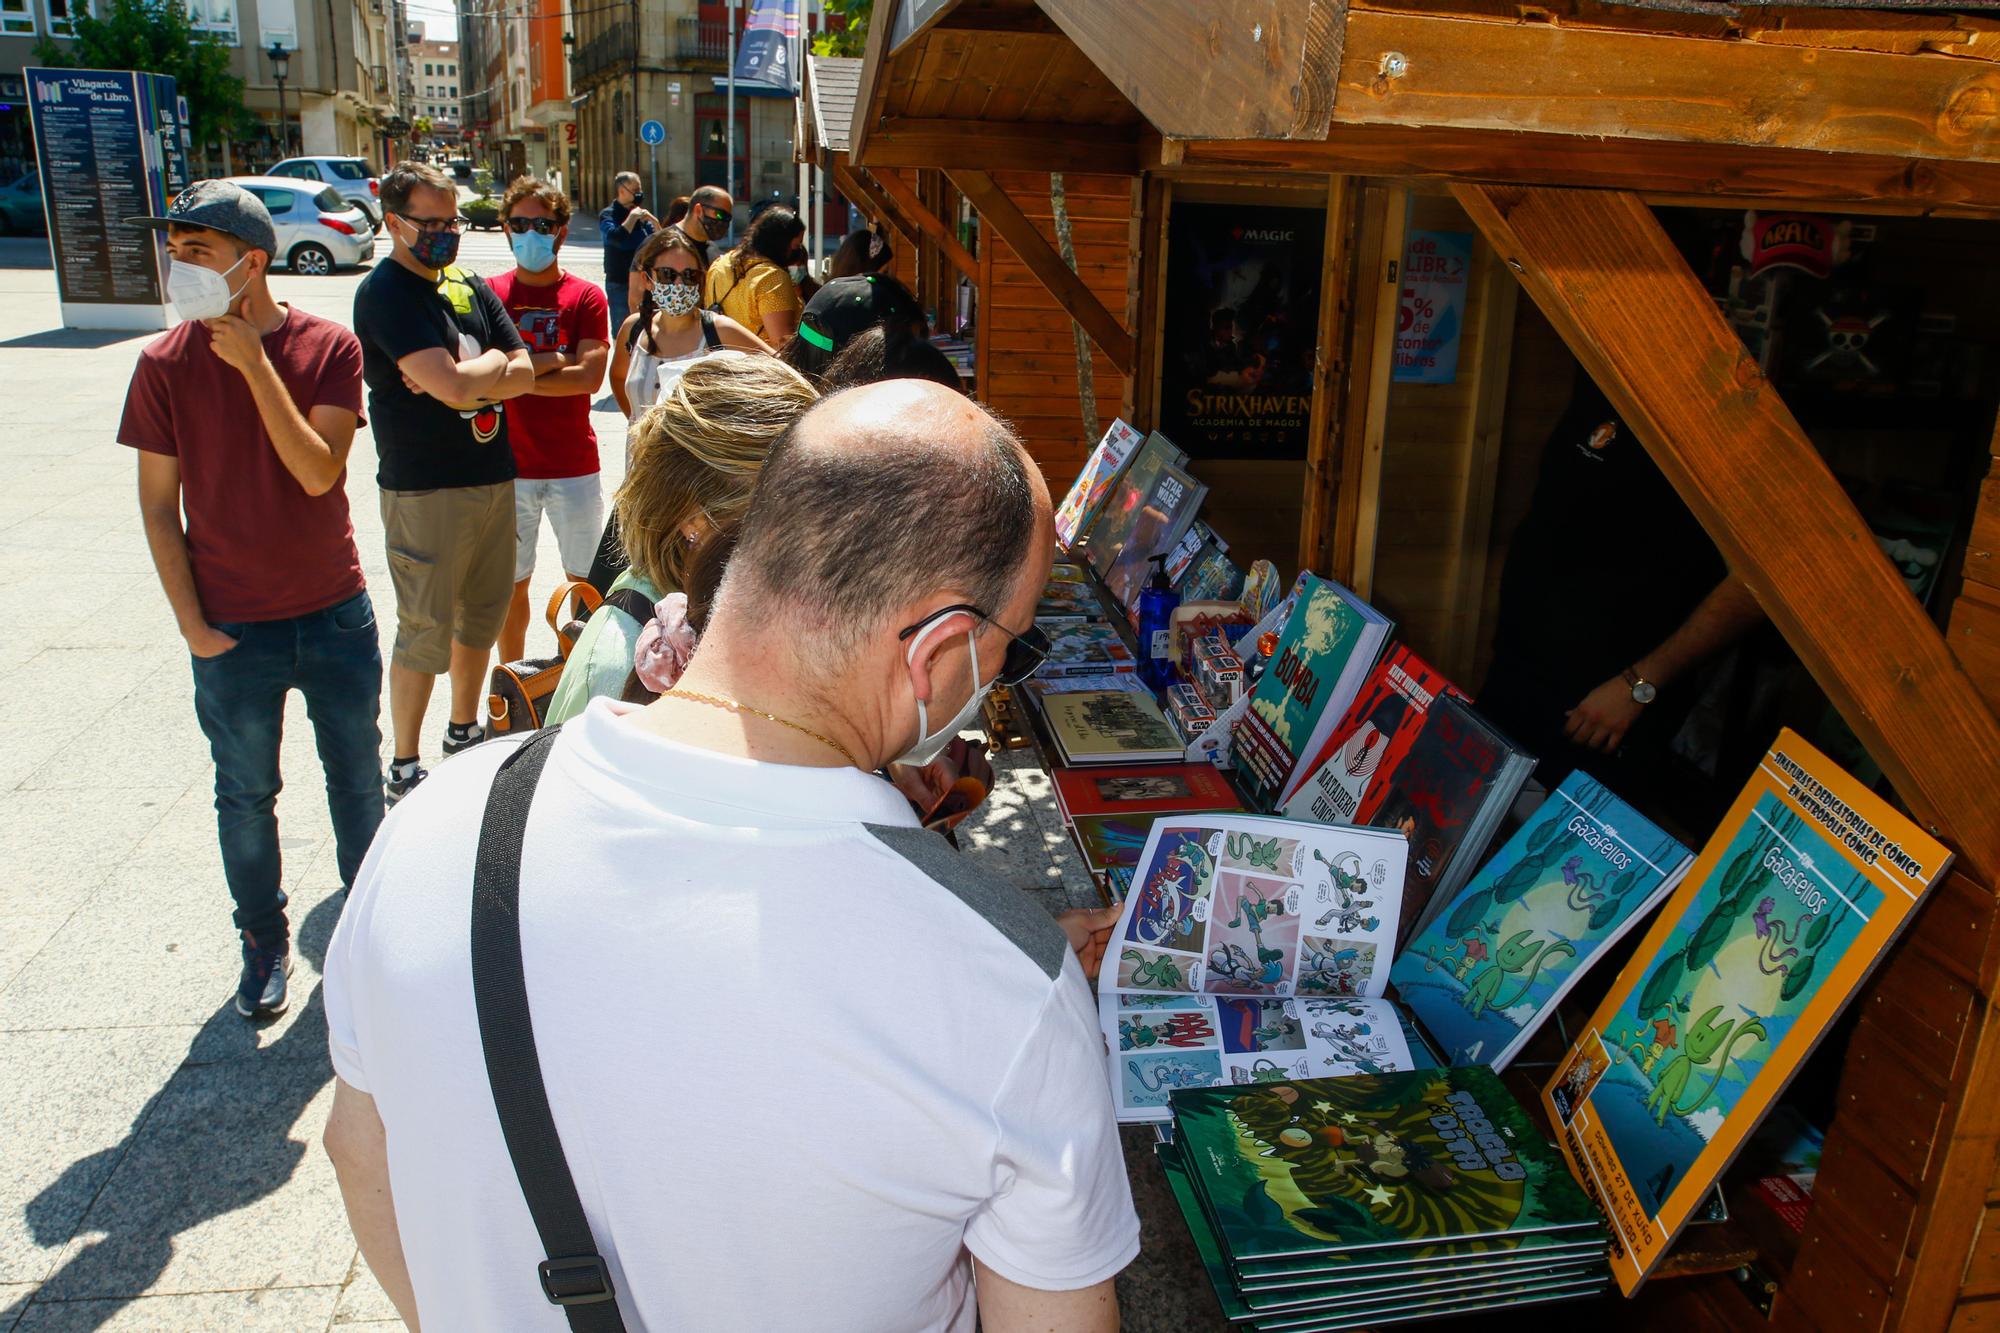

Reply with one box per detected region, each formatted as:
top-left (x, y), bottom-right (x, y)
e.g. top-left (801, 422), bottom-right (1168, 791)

top-left (817, 2), bottom-right (2000, 1327)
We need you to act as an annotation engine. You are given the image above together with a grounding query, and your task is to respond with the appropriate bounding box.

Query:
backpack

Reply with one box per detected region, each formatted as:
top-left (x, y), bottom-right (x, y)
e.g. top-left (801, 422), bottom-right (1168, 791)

top-left (486, 582), bottom-right (658, 735)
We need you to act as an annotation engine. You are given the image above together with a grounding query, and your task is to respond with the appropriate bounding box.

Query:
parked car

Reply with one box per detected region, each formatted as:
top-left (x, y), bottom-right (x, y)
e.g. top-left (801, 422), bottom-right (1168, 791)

top-left (0, 173), bottom-right (46, 235)
top-left (226, 176), bottom-right (375, 274)
top-left (265, 157), bottom-right (382, 231)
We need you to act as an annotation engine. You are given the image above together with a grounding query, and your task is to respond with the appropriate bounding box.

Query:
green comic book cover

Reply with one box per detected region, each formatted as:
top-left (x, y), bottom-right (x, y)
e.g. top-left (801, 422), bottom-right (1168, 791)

top-left (1247, 1279), bottom-right (1610, 1333)
top-left (1172, 1067), bottom-right (1601, 1261)
top-left (1236, 1228), bottom-right (1606, 1285)
top-left (1158, 1142), bottom-right (1605, 1324)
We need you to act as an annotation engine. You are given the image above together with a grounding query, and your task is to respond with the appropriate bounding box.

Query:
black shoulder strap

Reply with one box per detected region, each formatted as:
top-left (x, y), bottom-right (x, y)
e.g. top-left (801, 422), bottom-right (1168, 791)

top-left (698, 308), bottom-right (723, 350)
top-left (471, 729), bottom-right (629, 1332)
top-left (605, 587), bottom-right (656, 623)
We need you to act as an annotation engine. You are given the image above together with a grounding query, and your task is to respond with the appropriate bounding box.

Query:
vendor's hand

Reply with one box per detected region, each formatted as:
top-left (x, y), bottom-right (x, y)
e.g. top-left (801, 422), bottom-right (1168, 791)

top-left (1564, 676), bottom-right (1645, 754)
top-left (1059, 905), bottom-right (1122, 976)
top-left (185, 624), bottom-right (239, 659)
top-left (204, 315), bottom-right (267, 375)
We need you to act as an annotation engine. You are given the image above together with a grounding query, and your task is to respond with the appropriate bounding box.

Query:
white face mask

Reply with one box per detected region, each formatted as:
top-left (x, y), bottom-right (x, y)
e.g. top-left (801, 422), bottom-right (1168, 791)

top-left (168, 252), bottom-right (250, 321)
top-left (895, 621), bottom-right (995, 768)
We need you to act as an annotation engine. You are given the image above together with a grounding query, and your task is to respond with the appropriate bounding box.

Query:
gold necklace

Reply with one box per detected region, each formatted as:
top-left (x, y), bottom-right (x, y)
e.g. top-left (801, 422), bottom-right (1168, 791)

top-left (664, 689), bottom-right (860, 768)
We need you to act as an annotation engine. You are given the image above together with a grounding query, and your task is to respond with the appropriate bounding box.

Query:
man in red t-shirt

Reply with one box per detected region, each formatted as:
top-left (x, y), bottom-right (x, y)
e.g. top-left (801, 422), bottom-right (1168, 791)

top-left (487, 177), bottom-right (611, 663)
top-left (120, 180), bottom-right (384, 1021)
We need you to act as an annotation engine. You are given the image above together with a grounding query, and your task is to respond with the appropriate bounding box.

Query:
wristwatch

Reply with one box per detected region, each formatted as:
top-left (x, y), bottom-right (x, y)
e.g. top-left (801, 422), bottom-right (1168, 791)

top-left (1622, 667), bottom-right (1658, 705)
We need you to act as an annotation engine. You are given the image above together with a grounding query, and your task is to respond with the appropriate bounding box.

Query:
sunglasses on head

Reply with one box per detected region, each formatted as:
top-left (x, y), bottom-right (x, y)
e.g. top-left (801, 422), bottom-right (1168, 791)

top-left (505, 216), bottom-right (562, 235)
top-left (648, 266), bottom-right (702, 287)
top-left (899, 604), bottom-right (1050, 686)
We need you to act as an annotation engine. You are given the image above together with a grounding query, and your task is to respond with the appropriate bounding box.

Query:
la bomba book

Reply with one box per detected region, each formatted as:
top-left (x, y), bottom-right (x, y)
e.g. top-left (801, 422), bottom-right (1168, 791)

top-left (1542, 729), bottom-right (1950, 1295)
top-left (1392, 771), bottom-right (1694, 1071)
top-left (1231, 576), bottom-right (1392, 813)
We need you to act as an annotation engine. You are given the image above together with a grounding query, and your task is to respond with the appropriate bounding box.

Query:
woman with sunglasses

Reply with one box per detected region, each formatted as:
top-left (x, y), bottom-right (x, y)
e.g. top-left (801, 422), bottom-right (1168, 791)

top-left (609, 227), bottom-right (769, 421)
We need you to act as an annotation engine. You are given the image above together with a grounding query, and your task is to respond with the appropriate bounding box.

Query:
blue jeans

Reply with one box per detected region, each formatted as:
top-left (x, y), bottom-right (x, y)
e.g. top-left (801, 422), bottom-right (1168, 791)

top-left (190, 590), bottom-right (386, 946)
top-left (604, 273), bottom-right (629, 329)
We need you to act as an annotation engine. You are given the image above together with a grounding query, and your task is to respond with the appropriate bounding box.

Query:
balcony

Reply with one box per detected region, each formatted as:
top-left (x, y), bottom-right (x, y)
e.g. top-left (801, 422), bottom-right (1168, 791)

top-left (669, 16), bottom-right (728, 69)
top-left (573, 20), bottom-right (632, 84)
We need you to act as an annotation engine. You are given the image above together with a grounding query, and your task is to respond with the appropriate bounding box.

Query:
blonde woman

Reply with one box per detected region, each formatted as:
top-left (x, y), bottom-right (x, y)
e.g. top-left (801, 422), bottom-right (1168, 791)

top-left (543, 355), bottom-right (816, 723)
top-left (609, 227), bottom-right (769, 420)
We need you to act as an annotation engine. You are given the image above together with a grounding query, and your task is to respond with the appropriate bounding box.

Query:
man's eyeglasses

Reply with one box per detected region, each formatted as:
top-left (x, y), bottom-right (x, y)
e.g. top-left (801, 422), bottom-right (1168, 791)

top-left (504, 216), bottom-right (562, 236)
top-left (647, 267), bottom-right (702, 288)
top-left (705, 207), bottom-right (732, 232)
top-left (899, 604), bottom-right (1050, 686)
top-left (397, 212), bottom-right (466, 235)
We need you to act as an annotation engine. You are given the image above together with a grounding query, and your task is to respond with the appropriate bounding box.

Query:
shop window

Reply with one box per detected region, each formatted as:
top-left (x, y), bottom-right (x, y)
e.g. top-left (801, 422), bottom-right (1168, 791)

top-left (1, 0), bottom-right (35, 37)
top-left (44, 0), bottom-right (86, 36)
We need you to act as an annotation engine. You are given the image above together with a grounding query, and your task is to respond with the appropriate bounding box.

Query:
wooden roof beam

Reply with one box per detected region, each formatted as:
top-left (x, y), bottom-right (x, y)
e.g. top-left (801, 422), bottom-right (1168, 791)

top-left (1342, 9), bottom-right (2000, 165)
top-left (1036, 0), bottom-right (1341, 141)
top-left (1169, 124), bottom-right (2000, 219)
top-left (1452, 181), bottom-right (2000, 886)
top-left (828, 156), bottom-right (921, 256)
top-left (871, 168), bottom-right (980, 283)
top-left (946, 168), bottom-right (1136, 377)
top-left (863, 118), bottom-right (1140, 175)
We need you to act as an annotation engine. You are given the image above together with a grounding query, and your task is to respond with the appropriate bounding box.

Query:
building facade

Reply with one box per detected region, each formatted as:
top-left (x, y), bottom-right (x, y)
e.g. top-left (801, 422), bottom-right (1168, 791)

top-left (0, 0), bottom-right (406, 178)
top-left (566, 0), bottom-right (799, 218)
top-left (408, 23), bottom-right (459, 143)
top-left (454, 0), bottom-right (568, 193)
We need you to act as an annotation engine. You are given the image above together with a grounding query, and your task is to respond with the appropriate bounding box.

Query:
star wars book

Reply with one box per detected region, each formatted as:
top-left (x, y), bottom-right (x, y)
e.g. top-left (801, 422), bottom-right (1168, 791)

top-left (1076, 431), bottom-right (1188, 587)
top-left (1286, 689), bottom-right (1534, 947)
top-left (1231, 576), bottom-right (1392, 813)
top-left (1542, 729), bottom-right (1950, 1296)
top-left (1041, 689), bottom-right (1183, 765)
top-left (1099, 460), bottom-right (1209, 614)
top-left (1052, 762), bottom-right (1244, 872)
top-left (1172, 1066), bottom-right (1604, 1264)
top-left (1108, 994), bottom-right (1415, 1123)
top-left (1392, 772), bottom-right (1693, 1071)
top-left (1053, 418), bottom-right (1144, 550)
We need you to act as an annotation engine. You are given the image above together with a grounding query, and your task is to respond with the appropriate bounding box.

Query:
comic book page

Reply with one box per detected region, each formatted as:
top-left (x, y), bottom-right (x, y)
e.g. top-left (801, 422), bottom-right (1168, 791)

top-left (1098, 815), bottom-right (1410, 1000)
top-left (1541, 729), bottom-right (1951, 1295)
top-left (1106, 993), bottom-right (1415, 1122)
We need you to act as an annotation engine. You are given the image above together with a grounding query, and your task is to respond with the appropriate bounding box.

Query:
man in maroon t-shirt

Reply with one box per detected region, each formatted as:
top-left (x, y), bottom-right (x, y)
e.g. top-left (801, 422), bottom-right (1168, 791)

top-left (121, 180), bottom-right (385, 1021)
top-left (487, 177), bottom-right (611, 663)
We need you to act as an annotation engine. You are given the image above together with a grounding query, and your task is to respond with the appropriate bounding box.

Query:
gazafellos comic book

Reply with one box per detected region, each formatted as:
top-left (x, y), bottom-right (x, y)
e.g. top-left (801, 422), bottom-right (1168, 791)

top-left (1391, 771), bottom-right (1693, 1071)
top-left (1542, 729), bottom-right (1950, 1295)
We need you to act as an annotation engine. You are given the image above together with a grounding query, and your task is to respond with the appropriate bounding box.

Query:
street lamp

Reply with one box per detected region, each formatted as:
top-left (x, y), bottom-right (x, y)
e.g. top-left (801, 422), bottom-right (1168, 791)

top-left (266, 41), bottom-right (292, 159)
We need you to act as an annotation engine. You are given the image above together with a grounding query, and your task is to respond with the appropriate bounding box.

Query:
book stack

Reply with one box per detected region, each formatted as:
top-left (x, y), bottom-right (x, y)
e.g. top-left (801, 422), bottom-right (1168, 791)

top-left (1053, 762), bottom-right (1243, 875)
top-left (1157, 1067), bottom-right (1611, 1330)
top-left (1039, 689), bottom-right (1184, 765)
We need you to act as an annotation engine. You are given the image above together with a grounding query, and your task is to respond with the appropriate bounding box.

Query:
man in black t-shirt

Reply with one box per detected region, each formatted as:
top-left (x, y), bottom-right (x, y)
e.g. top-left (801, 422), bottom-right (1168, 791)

top-left (353, 160), bottom-right (534, 805)
top-left (1479, 370), bottom-right (1764, 807)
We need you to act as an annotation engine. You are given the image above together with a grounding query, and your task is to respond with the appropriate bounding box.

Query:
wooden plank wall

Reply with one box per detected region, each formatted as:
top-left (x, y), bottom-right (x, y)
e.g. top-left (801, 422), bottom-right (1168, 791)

top-left (975, 169), bottom-right (1136, 484)
top-left (1949, 429), bottom-right (2000, 717)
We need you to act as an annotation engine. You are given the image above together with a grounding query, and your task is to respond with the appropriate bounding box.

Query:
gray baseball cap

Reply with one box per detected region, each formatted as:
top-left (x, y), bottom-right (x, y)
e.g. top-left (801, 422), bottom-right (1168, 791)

top-left (129, 179), bottom-right (278, 256)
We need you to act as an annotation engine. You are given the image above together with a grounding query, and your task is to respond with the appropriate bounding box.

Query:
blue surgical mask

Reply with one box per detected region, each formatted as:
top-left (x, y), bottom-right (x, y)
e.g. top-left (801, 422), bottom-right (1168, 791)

top-left (509, 229), bottom-right (557, 273)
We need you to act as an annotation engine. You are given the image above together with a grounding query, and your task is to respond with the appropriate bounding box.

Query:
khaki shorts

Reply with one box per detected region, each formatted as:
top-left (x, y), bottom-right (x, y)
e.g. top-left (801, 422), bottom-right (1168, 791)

top-left (380, 482), bottom-right (515, 673)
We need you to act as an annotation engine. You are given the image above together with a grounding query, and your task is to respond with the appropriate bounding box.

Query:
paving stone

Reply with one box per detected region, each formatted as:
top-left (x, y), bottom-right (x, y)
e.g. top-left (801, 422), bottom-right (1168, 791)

top-left (0, 916), bottom-right (68, 997)
top-left (0, 787), bottom-right (181, 916)
top-left (330, 1252), bottom-right (402, 1325)
top-left (1, 1283), bottom-right (36, 1333)
top-left (11, 1285), bottom-right (342, 1332)
top-left (0, 1029), bottom-right (196, 1284)
top-left (38, 1063), bottom-right (347, 1301)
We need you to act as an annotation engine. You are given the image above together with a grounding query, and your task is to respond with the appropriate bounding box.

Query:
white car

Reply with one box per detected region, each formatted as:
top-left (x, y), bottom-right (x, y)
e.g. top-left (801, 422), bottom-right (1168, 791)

top-left (266, 156), bottom-right (383, 231)
top-left (227, 176), bottom-right (376, 275)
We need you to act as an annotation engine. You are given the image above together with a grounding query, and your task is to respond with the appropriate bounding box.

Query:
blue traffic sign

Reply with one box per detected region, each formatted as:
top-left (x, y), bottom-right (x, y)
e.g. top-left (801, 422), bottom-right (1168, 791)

top-left (639, 119), bottom-right (665, 145)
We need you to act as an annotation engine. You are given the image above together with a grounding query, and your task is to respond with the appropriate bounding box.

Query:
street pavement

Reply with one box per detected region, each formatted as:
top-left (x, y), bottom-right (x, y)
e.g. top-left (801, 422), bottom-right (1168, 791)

top-left (0, 229), bottom-right (1108, 1331)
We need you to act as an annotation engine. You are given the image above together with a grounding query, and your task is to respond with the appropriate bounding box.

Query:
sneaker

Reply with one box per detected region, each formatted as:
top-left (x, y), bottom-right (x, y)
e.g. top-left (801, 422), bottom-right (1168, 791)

top-left (236, 937), bottom-right (290, 1019)
top-left (443, 720), bottom-right (489, 756)
top-left (386, 760), bottom-right (428, 807)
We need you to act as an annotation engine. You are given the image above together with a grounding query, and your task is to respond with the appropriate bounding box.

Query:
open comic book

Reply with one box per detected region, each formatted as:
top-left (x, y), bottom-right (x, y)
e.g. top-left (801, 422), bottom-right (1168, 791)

top-left (1094, 814), bottom-right (1414, 1122)
top-left (1542, 729), bottom-right (1951, 1295)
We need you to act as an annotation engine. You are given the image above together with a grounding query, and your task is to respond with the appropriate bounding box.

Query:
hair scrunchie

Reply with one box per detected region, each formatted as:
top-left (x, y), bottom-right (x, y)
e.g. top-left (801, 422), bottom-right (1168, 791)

top-left (633, 592), bottom-right (699, 694)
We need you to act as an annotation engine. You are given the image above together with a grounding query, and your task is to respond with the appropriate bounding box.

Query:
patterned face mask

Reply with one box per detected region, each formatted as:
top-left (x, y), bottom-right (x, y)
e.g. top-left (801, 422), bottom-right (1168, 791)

top-left (654, 279), bottom-right (701, 316)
